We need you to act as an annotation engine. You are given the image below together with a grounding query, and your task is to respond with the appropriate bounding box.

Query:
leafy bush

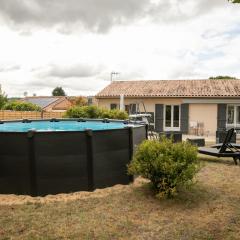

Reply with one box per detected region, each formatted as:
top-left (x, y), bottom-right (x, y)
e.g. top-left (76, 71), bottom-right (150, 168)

top-left (0, 94), bottom-right (7, 110)
top-left (65, 106), bottom-right (101, 118)
top-left (3, 101), bottom-right (41, 111)
top-left (128, 138), bottom-right (200, 198)
top-left (69, 96), bottom-right (88, 107)
top-left (101, 108), bottom-right (129, 120)
top-left (65, 106), bottom-right (128, 120)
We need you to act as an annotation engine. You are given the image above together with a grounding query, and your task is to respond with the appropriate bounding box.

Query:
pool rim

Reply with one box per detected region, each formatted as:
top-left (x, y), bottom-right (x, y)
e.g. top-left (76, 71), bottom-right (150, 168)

top-left (0, 118), bottom-right (146, 133)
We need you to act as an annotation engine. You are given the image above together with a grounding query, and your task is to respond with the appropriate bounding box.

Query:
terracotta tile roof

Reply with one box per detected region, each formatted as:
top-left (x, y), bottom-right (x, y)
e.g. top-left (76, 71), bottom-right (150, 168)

top-left (96, 79), bottom-right (240, 98)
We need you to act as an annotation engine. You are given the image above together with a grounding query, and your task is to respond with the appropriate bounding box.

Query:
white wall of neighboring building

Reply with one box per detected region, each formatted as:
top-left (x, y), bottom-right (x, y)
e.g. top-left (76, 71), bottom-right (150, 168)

top-left (97, 98), bottom-right (183, 112)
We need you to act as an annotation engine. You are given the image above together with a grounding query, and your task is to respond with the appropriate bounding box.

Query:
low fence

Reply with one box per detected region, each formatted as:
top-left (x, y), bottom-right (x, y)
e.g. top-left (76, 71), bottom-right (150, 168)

top-left (0, 125), bottom-right (147, 196)
top-left (0, 110), bottom-right (65, 120)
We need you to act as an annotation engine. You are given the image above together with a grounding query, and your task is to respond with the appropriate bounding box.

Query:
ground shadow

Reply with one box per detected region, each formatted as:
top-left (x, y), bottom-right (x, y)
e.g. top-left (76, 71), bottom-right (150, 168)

top-left (131, 180), bottom-right (220, 210)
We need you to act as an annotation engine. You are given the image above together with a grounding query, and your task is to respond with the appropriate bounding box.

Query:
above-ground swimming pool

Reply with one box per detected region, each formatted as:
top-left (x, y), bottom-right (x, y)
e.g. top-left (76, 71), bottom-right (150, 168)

top-left (0, 119), bottom-right (147, 196)
top-left (0, 119), bottom-right (129, 132)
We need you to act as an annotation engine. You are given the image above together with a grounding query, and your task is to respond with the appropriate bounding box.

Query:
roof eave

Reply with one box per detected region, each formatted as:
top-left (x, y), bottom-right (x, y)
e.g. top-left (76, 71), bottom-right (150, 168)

top-left (95, 95), bottom-right (240, 99)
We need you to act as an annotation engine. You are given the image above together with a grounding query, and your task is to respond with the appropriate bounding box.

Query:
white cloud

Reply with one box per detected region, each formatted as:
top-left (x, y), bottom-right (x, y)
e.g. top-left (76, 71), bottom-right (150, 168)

top-left (0, 0), bottom-right (150, 33)
top-left (0, 0), bottom-right (230, 33)
top-left (0, 0), bottom-right (240, 97)
top-left (45, 64), bottom-right (103, 78)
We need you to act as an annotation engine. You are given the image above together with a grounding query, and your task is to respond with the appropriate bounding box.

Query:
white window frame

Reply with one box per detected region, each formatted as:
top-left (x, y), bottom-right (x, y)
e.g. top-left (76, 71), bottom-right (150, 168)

top-left (226, 104), bottom-right (240, 128)
top-left (164, 105), bottom-right (181, 131)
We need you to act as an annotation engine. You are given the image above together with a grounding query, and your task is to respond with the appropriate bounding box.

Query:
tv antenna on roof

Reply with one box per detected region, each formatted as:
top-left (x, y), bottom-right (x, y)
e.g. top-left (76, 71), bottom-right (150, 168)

top-left (111, 71), bottom-right (120, 82)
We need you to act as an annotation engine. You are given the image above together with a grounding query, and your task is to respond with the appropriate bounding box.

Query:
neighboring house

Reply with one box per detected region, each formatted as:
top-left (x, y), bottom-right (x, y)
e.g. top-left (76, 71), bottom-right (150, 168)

top-left (87, 96), bottom-right (97, 106)
top-left (23, 96), bottom-right (72, 112)
top-left (95, 79), bottom-right (240, 136)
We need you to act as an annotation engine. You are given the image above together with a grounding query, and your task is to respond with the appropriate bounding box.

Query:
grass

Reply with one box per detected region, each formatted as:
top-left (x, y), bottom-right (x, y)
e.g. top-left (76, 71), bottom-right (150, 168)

top-left (0, 155), bottom-right (240, 240)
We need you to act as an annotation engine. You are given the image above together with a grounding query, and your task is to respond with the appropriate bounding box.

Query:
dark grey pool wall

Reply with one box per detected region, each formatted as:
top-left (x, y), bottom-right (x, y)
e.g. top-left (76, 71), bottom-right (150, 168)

top-left (0, 125), bottom-right (147, 196)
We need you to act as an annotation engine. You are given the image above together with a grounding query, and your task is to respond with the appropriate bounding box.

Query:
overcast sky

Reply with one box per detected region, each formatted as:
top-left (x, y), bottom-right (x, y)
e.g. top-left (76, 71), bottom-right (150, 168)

top-left (0, 0), bottom-right (240, 97)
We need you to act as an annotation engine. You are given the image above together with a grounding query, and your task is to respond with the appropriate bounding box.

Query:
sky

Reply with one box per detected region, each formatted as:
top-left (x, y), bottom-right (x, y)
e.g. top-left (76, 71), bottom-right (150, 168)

top-left (0, 0), bottom-right (240, 97)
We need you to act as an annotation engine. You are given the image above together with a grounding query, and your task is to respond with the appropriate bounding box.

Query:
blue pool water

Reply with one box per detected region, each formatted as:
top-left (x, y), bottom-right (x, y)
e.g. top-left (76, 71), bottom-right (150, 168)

top-left (0, 120), bottom-right (128, 132)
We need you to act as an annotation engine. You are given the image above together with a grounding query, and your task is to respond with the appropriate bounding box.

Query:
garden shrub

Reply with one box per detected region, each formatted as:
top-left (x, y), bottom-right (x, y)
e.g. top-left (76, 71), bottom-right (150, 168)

top-left (128, 138), bottom-right (200, 198)
top-left (65, 106), bottom-right (101, 118)
top-left (65, 106), bottom-right (128, 120)
top-left (101, 108), bottom-right (128, 120)
top-left (81, 106), bottom-right (102, 118)
top-left (0, 93), bottom-right (7, 110)
top-left (65, 106), bottom-right (89, 118)
top-left (3, 101), bottom-right (41, 111)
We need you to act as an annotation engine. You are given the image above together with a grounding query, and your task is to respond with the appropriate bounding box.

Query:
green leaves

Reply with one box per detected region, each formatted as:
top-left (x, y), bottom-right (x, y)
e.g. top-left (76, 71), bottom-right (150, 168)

top-left (3, 101), bottom-right (41, 111)
top-left (65, 105), bottom-right (128, 120)
top-left (128, 138), bottom-right (200, 198)
top-left (209, 76), bottom-right (236, 79)
top-left (52, 87), bottom-right (66, 96)
top-left (229, 0), bottom-right (240, 3)
top-left (0, 93), bottom-right (7, 110)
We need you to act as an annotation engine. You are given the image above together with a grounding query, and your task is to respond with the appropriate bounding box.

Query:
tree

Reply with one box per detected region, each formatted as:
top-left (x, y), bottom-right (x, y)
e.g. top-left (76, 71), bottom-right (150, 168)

top-left (3, 101), bottom-right (41, 111)
top-left (0, 87), bottom-right (8, 109)
top-left (0, 94), bottom-right (7, 109)
top-left (209, 76), bottom-right (237, 79)
top-left (69, 96), bottom-right (87, 106)
top-left (52, 87), bottom-right (66, 96)
top-left (229, 0), bottom-right (240, 3)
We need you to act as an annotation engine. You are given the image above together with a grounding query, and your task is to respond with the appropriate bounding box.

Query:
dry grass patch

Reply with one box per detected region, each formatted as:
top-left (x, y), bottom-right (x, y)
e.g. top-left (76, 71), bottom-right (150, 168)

top-left (0, 156), bottom-right (240, 240)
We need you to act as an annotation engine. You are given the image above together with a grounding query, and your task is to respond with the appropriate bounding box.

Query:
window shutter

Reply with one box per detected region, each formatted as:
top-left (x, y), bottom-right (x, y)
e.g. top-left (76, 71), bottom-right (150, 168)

top-left (180, 104), bottom-right (189, 134)
top-left (217, 104), bottom-right (227, 131)
top-left (155, 104), bottom-right (164, 132)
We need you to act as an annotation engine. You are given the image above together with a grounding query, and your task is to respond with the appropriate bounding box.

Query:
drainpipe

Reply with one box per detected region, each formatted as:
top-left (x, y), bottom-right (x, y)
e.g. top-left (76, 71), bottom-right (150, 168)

top-left (120, 94), bottom-right (124, 111)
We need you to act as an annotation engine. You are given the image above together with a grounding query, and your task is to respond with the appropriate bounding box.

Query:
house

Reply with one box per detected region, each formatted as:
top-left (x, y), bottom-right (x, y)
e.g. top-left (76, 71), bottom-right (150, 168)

top-left (95, 79), bottom-right (240, 136)
top-left (23, 96), bottom-right (72, 112)
top-left (87, 96), bottom-right (98, 106)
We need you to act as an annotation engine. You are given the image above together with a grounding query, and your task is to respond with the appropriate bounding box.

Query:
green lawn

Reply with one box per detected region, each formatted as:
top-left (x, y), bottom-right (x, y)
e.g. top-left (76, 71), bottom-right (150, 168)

top-left (0, 156), bottom-right (240, 240)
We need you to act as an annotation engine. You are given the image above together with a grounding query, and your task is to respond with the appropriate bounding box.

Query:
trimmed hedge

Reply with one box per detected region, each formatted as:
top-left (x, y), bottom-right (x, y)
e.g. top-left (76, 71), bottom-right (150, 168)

top-left (65, 106), bottom-right (128, 120)
top-left (3, 102), bottom-right (42, 111)
top-left (128, 138), bottom-right (200, 198)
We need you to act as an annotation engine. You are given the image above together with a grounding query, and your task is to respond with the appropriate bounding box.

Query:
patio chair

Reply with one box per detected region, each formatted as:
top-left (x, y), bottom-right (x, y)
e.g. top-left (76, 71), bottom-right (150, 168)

top-left (198, 128), bottom-right (240, 165)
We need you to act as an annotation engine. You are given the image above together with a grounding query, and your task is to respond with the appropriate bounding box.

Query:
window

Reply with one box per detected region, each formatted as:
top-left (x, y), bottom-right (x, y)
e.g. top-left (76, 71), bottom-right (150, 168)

top-left (165, 105), bottom-right (171, 127)
top-left (164, 105), bottom-right (180, 130)
top-left (123, 104), bottom-right (136, 114)
top-left (173, 105), bottom-right (180, 127)
top-left (227, 105), bottom-right (234, 124)
top-left (125, 105), bottom-right (130, 113)
top-left (88, 98), bottom-right (93, 106)
top-left (110, 104), bottom-right (117, 110)
top-left (227, 105), bottom-right (240, 127)
top-left (237, 106), bottom-right (240, 124)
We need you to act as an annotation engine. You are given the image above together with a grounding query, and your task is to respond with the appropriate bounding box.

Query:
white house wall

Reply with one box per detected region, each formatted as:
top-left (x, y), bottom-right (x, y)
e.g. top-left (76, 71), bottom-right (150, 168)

top-left (97, 98), bottom-right (220, 136)
top-left (189, 104), bottom-right (217, 136)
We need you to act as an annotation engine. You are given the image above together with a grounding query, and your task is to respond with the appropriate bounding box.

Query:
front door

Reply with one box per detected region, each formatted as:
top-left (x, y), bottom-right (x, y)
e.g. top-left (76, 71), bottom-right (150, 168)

top-left (164, 105), bottom-right (180, 131)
